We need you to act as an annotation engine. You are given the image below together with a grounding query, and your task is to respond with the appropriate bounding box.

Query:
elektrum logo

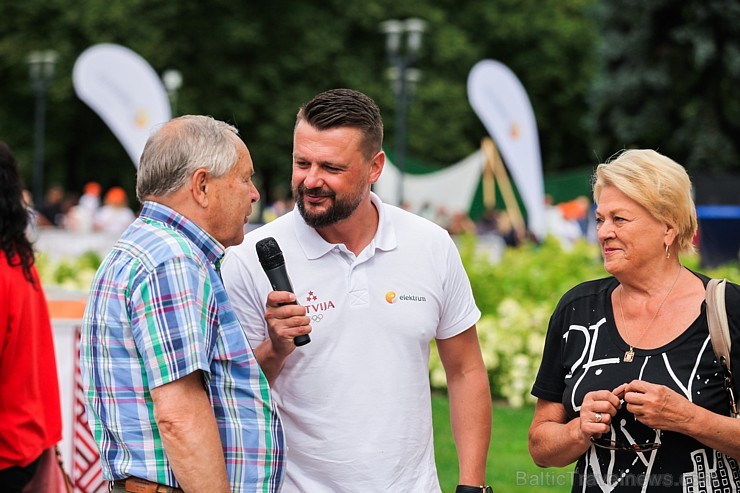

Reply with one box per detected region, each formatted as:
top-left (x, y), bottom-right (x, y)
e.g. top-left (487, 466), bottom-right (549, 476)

top-left (385, 291), bottom-right (427, 304)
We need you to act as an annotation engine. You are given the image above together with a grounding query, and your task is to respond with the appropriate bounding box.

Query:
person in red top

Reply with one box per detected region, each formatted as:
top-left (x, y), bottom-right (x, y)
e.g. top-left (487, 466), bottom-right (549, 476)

top-left (0, 140), bottom-right (63, 492)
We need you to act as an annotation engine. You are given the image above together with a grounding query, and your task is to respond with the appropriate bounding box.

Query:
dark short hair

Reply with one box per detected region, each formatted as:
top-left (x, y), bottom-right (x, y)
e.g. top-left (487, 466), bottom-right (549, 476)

top-left (296, 88), bottom-right (383, 159)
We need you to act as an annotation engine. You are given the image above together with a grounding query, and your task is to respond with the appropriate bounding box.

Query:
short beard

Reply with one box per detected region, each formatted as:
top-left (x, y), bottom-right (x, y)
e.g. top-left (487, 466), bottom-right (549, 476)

top-left (295, 183), bottom-right (363, 229)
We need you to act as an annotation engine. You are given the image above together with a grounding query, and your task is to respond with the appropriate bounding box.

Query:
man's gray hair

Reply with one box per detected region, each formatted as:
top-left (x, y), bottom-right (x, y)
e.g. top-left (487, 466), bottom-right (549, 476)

top-left (136, 115), bottom-right (240, 202)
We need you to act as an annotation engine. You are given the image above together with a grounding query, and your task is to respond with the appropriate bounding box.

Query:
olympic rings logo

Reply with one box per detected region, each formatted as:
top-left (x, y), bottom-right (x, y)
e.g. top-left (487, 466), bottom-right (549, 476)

top-left (311, 314), bottom-right (324, 322)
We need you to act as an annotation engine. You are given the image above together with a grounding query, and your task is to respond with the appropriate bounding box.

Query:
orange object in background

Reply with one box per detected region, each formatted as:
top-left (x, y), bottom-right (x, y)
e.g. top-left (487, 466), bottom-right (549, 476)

top-left (558, 196), bottom-right (590, 221)
top-left (103, 186), bottom-right (128, 206)
top-left (47, 299), bottom-right (87, 319)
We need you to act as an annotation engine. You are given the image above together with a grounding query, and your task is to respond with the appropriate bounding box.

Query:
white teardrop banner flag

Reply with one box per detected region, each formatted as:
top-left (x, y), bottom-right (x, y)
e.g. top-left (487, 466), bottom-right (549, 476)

top-left (73, 43), bottom-right (171, 168)
top-left (467, 59), bottom-right (546, 239)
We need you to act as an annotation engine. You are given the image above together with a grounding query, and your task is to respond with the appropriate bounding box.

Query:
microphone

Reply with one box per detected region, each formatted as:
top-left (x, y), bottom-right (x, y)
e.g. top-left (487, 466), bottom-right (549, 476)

top-left (255, 237), bottom-right (310, 347)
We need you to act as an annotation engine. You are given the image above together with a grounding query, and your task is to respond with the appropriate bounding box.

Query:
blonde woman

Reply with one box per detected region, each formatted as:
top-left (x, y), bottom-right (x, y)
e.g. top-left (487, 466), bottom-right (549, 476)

top-left (529, 149), bottom-right (740, 491)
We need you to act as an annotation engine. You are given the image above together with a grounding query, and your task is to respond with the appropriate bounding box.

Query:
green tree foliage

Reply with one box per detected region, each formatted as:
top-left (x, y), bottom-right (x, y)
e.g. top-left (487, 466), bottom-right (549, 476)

top-left (0, 0), bottom-right (598, 208)
top-left (587, 0), bottom-right (740, 172)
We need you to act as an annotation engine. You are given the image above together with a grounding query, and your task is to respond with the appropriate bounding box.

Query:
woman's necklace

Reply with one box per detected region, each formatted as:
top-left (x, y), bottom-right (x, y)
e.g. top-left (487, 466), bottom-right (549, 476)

top-left (619, 267), bottom-right (682, 362)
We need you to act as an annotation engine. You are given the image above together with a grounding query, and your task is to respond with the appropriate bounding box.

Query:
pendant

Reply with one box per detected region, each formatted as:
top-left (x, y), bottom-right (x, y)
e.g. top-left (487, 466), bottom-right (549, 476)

top-left (624, 348), bottom-right (635, 362)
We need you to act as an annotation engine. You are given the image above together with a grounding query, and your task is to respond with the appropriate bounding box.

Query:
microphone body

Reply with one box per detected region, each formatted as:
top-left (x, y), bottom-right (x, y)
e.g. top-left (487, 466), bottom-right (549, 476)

top-left (255, 237), bottom-right (310, 346)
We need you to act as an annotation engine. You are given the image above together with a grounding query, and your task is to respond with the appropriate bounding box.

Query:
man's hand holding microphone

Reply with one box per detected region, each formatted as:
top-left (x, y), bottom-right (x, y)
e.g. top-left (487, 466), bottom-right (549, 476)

top-left (256, 237), bottom-right (312, 360)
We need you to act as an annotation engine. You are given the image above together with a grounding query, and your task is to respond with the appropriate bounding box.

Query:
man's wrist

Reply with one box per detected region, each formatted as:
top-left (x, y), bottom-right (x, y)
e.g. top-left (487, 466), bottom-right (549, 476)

top-left (456, 485), bottom-right (493, 493)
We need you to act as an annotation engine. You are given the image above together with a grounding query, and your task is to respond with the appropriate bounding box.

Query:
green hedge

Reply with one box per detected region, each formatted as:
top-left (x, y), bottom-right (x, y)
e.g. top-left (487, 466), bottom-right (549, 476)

top-left (36, 236), bottom-right (740, 406)
top-left (430, 235), bottom-right (740, 406)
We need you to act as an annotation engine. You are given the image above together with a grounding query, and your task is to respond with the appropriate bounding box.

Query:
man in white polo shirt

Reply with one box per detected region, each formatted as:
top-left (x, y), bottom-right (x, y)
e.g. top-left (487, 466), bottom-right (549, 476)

top-left (222, 88), bottom-right (493, 493)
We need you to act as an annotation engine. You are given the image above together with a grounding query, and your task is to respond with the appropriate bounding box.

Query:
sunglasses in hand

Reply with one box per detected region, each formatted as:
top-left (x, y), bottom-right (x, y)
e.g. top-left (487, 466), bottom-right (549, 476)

top-left (590, 436), bottom-right (661, 452)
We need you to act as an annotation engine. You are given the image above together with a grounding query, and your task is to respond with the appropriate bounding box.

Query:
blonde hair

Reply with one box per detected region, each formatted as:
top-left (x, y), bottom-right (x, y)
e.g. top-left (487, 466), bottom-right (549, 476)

top-left (592, 149), bottom-right (697, 254)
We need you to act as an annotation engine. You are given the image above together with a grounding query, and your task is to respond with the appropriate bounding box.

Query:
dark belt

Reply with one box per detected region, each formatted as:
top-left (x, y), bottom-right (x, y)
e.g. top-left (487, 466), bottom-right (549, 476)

top-left (111, 477), bottom-right (184, 493)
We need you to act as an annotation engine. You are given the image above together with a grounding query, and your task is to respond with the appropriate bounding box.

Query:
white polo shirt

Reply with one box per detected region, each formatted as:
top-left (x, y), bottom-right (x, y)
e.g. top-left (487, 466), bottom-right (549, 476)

top-left (222, 193), bottom-right (481, 492)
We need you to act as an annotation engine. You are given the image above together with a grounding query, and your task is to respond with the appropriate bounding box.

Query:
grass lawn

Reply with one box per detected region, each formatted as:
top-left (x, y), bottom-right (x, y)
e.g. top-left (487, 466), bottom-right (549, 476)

top-left (432, 394), bottom-right (573, 493)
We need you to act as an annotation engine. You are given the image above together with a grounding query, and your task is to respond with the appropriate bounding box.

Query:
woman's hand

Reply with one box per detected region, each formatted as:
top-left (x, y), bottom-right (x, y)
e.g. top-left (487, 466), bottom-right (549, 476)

top-left (622, 379), bottom-right (694, 432)
top-left (580, 388), bottom-right (623, 438)
top-left (619, 379), bottom-right (740, 460)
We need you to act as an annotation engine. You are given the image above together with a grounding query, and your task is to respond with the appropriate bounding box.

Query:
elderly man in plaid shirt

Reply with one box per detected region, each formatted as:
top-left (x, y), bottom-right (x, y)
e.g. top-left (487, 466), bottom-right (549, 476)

top-left (80, 115), bottom-right (285, 493)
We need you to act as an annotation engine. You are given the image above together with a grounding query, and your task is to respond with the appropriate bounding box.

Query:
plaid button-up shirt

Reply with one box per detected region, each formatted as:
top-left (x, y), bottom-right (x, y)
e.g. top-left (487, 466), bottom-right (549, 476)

top-left (80, 201), bottom-right (284, 492)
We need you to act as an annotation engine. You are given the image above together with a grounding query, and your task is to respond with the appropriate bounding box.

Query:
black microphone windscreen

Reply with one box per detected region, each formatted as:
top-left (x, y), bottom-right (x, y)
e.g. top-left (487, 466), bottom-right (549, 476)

top-left (256, 237), bottom-right (285, 270)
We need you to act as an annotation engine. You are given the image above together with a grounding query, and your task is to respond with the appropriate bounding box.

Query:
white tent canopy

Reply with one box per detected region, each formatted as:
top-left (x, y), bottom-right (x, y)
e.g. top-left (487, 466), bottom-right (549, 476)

top-left (374, 150), bottom-right (485, 215)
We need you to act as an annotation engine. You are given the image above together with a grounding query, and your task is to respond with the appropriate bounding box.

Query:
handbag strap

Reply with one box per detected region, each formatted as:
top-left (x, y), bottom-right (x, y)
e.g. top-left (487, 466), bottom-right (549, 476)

top-left (706, 278), bottom-right (739, 418)
top-left (55, 444), bottom-right (74, 493)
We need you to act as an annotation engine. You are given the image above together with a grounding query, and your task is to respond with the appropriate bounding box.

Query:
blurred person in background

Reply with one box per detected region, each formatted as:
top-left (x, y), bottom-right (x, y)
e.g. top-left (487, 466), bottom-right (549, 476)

top-left (559, 195), bottom-right (591, 238)
top-left (0, 140), bottom-right (63, 492)
top-left (448, 210), bottom-right (478, 236)
top-left (93, 186), bottom-right (136, 235)
top-left (78, 181), bottom-right (101, 213)
top-left (21, 189), bottom-right (40, 241)
top-left (66, 181), bottom-right (102, 232)
top-left (544, 194), bottom-right (583, 249)
top-left (35, 184), bottom-right (65, 227)
top-left (529, 149), bottom-right (740, 491)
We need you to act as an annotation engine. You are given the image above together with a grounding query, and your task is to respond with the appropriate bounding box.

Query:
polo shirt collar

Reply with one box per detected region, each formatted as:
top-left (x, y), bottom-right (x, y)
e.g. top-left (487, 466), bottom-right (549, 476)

top-left (139, 201), bottom-right (225, 267)
top-left (293, 192), bottom-right (397, 260)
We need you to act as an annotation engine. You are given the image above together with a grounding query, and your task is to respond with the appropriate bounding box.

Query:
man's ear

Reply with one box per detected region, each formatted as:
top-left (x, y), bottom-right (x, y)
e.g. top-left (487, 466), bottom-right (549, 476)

top-left (368, 150), bottom-right (385, 185)
top-left (192, 168), bottom-right (209, 207)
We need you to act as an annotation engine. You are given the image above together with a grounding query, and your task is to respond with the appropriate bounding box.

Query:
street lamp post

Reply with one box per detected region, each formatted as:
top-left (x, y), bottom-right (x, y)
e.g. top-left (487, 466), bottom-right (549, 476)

top-left (27, 50), bottom-right (58, 206)
top-left (380, 18), bottom-right (426, 207)
top-left (162, 69), bottom-right (183, 117)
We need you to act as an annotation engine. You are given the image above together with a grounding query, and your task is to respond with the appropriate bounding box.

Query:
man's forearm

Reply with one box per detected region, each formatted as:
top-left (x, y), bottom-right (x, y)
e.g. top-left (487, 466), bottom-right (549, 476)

top-left (253, 339), bottom-right (289, 384)
top-left (152, 371), bottom-right (230, 492)
top-left (448, 366), bottom-right (492, 485)
top-left (437, 328), bottom-right (493, 485)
